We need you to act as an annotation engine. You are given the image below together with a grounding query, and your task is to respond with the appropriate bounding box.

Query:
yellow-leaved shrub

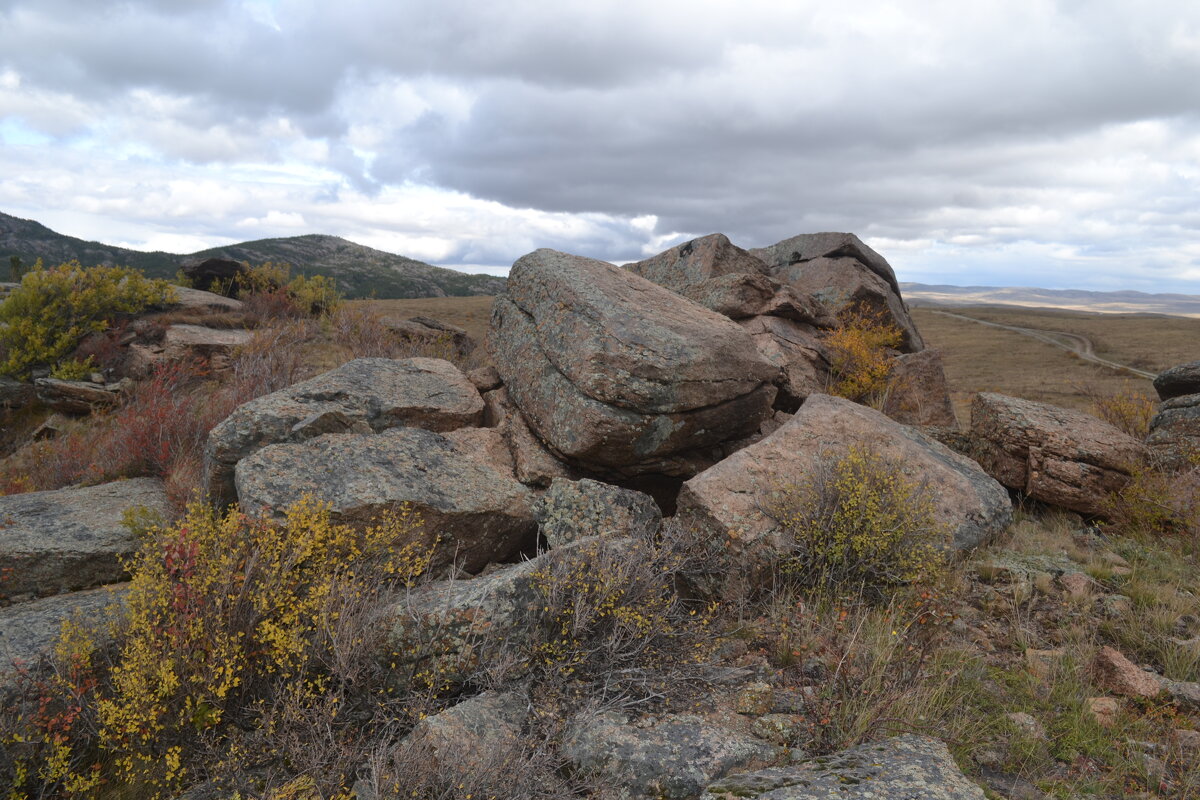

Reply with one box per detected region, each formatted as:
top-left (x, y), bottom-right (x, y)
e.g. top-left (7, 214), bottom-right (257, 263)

top-left (0, 260), bottom-right (176, 378)
top-left (768, 446), bottom-right (948, 599)
top-left (823, 306), bottom-right (903, 406)
top-left (3, 496), bottom-right (431, 799)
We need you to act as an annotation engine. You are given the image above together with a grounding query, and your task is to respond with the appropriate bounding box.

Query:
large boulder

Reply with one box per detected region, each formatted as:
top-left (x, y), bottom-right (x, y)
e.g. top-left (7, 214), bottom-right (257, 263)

top-left (749, 232), bottom-right (924, 352)
top-left (234, 427), bottom-right (536, 573)
top-left (565, 711), bottom-right (779, 800)
top-left (1146, 392), bottom-right (1200, 471)
top-left (675, 394), bottom-right (1011, 590)
top-left (970, 393), bottom-right (1148, 515)
top-left (180, 257), bottom-right (247, 296)
top-left (881, 348), bottom-right (958, 429)
top-left (625, 234), bottom-right (834, 325)
top-left (0, 584), bottom-right (128, 687)
top-left (204, 357), bottom-right (484, 503)
top-left (0, 478), bottom-right (170, 600)
top-left (702, 735), bottom-right (986, 799)
top-left (1154, 360), bottom-right (1200, 402)
top-left (490, 250), bottom-right (778, 476)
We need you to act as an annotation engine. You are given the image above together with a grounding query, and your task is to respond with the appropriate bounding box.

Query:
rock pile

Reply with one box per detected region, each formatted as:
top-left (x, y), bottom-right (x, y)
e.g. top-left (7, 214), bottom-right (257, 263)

top-left (1148, 359), bottom-right (1200, 470)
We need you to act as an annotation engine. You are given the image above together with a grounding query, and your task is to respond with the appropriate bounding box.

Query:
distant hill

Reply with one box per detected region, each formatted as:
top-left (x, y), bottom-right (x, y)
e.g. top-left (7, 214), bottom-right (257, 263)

top-left (901, 282), bottom-right (1200, 318)
top-left (0, 211), bottom-right (505, 299)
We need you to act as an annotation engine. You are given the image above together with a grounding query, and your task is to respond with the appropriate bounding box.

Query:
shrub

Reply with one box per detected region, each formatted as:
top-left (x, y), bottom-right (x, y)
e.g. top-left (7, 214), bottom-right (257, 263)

top-left (0, 260), bottom-right (176, 379)
top-left (1084, 383), bottom-right (1157, 439)
top-left (1104, 459), bottom-right (1200, 546)
top-left (767, 446), bottom-right (948, 599)
top-left (823, 306), bottom-right (903, 406)
top-left (233, 262), bottom-right (341, 319)
top-left (48, 356), bottom-right (96, 381)
top-left (525, 536), bottom-right (716, 703)
top-left (2, 497), bottom-right (432, 798)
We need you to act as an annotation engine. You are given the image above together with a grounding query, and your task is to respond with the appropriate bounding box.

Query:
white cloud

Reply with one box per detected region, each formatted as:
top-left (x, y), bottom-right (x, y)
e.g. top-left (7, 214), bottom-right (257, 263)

top-left (0, 0), bottom-right (1196, 291)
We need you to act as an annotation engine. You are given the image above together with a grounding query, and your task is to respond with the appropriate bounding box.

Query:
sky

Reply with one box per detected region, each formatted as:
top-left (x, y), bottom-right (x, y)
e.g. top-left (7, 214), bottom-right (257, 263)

top-left (1, 0), bottom-right (1199, 292)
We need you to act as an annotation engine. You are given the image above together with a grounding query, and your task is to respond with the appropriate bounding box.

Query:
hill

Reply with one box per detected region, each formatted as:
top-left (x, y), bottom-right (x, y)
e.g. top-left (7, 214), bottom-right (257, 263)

top-left (0, 211), bottom-right (505, 299)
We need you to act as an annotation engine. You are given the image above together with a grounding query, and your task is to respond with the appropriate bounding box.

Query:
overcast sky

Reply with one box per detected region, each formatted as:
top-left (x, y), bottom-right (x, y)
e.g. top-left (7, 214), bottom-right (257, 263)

top-left (1, 0), bottom-right (1199, 292)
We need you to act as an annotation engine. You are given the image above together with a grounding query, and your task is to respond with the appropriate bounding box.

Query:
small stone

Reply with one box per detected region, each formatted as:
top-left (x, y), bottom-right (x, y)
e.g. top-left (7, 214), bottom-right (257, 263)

top-left (1171, 728), bottom-right (1200, 752)
top-left (751, 714), bottom-right (807, 747)
top-left (1004, 712), bottom-right (1046, 740)
top-left (1100, 595), bottom-right (1134, 619)
top-left (1057, 572), bottom-right (1093, 600)
top-left (1164, 679), bottom-right (1200, 710)
top-left (737, 682), bottom-right (774, 715)
top-left (1025, 648), bottom-right (1065, 683)
top-left (1092, 646), bottom-right (1163, 699)
top-left (1087, 697), bottom-right (1120, 728)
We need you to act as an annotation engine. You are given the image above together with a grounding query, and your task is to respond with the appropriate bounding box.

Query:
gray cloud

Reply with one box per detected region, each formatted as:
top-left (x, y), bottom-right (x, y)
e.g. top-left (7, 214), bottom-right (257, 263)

top-left (0, 0), bottom-right (1198, 290)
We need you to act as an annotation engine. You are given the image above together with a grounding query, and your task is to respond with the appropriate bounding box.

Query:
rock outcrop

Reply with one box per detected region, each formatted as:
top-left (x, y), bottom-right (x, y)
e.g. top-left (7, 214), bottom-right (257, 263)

top-left (676, 394), bottom-right (1011, 590)
top-left (625, 234), bottom-right (834, 326)
top-left (205, 357), bottom-right (484, 503)
top-left (737, 315), bottom-right (830, 408)
top-left (1154, 360), bottom-right (1200, 402)
top-left (882, 348), bottom-right (958, 429)
top-left (181, 257), bottom-right (247, 295)
top-left (162, 324), bottom-right (253, 366)
top-left (749, 232), bottom-right (924, 352)
top-left (0, 478), bottom-right (169, 600)
top-left (0, 584), bottom-right (128, 685)
top-left (970, 392), bottom-right (1148, 515)
top-left (702, 735), bottom-right (986, 799)
top-left (235, 427), bottom-right (536, 573)
top-left (34, 377), bottom-right (123, 414)
top-left (565, 711), bottom-right (779, 800)
top-left (382, 316), bottom-right (475, 359)
top-left (534, 478), bottom-right (661, 548)
top-left (490, 249), bottom-right (778, 476)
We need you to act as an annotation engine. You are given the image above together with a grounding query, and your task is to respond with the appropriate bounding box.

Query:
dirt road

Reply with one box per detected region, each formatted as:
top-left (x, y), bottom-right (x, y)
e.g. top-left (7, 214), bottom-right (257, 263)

top-left (927, 310), bottom-right (1158, 380)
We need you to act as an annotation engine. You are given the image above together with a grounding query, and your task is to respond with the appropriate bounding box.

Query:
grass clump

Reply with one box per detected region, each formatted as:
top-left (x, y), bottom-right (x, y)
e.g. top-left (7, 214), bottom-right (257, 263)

top-left (2, 496), bottom-right (432, 799)
top-left (768, 445), bottom-right (949, 600)
top-left (0, 260), bottom-right (176, 379)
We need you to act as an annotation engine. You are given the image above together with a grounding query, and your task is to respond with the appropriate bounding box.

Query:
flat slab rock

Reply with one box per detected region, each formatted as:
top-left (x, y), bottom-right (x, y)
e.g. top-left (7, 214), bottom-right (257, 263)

top-left (0, 478), bottom-right (169, 600)
top-left (566, 711), bottom-right (780, 800)
top-left (970, 392), bottom-right (1148, 515)
top-left (702, 735), bottom-right (985, 799)
top-left (0, 584), bottom-right (128, 685)
top-left (676, 394), bottom-right (1011, 590)
top-left (205, 356), bottom-right (484, 503)
top-left (234, 426), bottom-right (535, 573)
top-left (163, 324), bottom-right (253, 355)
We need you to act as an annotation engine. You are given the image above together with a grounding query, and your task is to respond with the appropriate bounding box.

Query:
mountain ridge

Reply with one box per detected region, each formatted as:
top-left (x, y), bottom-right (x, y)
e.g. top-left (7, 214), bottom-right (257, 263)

top-left (0, 211), bottom-right (505, 299)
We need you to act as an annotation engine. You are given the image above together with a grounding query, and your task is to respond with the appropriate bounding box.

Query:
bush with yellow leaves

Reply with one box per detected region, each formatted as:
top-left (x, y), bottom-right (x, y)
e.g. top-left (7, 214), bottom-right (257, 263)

top-left (822, 306), bottom-right (903, 407)
top-left (2, 496), bottom-right (432, 799)
top-left (768, 445), bottom-right (949, 600)
top-left (0, 260), bottom-right (176, 379)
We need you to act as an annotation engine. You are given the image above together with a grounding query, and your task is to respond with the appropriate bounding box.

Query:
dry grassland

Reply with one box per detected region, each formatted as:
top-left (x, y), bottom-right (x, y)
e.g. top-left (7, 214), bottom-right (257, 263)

top-left (356, 295), bottom-right (496, 343)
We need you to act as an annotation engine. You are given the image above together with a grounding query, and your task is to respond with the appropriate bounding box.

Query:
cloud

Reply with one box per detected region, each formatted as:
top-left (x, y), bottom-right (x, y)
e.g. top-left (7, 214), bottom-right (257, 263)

top-left (0, 0), bottom-right (1197, 291)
